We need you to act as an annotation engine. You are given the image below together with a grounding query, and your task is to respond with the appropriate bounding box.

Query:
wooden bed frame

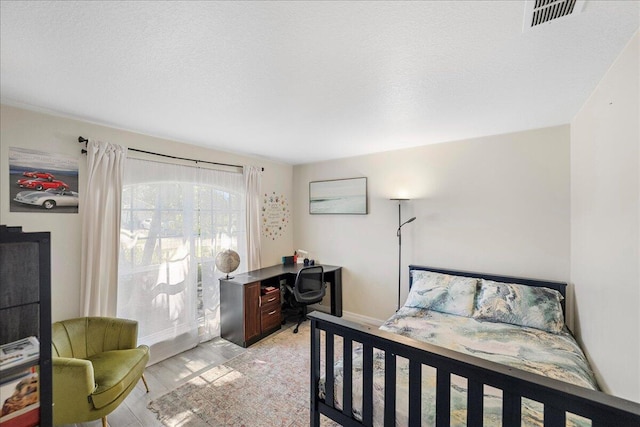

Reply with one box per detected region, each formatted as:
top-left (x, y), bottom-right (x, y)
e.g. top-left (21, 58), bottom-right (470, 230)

top-left (309, 265), bottom-right (640, 426)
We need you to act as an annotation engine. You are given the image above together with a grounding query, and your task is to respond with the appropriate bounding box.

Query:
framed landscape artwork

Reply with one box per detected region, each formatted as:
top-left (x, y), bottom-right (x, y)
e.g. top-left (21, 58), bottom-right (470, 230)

top-left (309, 177), bottom-right (367, 215)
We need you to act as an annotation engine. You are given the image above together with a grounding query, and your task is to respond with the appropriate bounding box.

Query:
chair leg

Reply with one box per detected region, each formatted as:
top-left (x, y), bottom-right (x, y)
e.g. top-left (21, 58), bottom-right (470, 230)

top-left (141, 373), bottom-right (150, 393)
top-left (293, 306), bottom-right (308, 334)
top-left (102, 416), bottom-right (108, 427)
top-left (293, 315), bottom-right (304, 334)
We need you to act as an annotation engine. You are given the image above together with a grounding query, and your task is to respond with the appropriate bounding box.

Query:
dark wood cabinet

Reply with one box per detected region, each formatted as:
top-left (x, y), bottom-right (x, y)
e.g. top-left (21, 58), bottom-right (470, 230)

top-left (220, 278), bottom-right (281, 347)
top-left (243, 282), bottom-right (261, 344)
top-left (0, 225), bottom-right (52, 426)
top-left (260, 291), bottom-right (281, 333)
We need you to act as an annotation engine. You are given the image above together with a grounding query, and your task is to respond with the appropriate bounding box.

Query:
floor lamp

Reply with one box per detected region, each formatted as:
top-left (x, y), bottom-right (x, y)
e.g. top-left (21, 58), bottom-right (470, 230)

top-left (390, 198), bottom-right (416, 311)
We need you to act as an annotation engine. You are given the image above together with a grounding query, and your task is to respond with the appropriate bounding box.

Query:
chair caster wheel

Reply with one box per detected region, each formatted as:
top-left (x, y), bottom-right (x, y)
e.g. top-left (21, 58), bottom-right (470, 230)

top-left (293, 327), bottom-right (299, 334)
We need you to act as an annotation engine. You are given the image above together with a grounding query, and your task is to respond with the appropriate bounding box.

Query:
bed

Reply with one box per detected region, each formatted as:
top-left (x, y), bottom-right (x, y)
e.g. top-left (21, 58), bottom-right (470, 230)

top-left (309, 265), bottom-right (640, 426)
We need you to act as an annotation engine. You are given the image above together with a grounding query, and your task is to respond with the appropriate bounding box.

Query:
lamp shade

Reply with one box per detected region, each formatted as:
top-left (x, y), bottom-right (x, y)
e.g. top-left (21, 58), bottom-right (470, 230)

top-left (215, 249), bottom-right (240, 277)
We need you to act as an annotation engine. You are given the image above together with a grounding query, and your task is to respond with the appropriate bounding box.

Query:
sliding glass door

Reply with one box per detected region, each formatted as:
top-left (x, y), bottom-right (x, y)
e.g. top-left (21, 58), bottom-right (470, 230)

top-left (117, 158), bottom-right (246, 364)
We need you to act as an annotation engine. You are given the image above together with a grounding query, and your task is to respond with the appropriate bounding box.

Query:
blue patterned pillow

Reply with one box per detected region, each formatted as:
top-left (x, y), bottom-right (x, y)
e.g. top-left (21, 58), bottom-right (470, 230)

top-left (472, 279), bottom-right (565, 333)
top-left (404, 271), bottom-right (477, 317)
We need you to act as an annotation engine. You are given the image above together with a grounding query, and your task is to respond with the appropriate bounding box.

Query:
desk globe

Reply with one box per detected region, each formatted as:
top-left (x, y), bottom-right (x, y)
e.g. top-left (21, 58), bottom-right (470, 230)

top-left (215, 249), bottom-right (240, 279)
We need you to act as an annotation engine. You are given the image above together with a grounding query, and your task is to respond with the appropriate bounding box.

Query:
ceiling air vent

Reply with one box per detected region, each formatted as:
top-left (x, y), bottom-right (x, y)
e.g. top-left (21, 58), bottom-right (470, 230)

top-left (523, 0), bottom-right (585, 30)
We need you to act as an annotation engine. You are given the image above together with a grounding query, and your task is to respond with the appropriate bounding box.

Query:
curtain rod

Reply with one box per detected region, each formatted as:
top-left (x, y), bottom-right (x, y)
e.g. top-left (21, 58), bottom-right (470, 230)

top-left (78, 136), bottom-right (263, 171)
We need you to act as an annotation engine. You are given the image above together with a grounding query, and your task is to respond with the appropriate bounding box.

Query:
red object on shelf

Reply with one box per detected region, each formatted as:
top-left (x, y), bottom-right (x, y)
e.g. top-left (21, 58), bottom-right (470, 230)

top-left (0, 367), bottom-right (40, 427)
top-left (0, 406), bottom-right (39, 427)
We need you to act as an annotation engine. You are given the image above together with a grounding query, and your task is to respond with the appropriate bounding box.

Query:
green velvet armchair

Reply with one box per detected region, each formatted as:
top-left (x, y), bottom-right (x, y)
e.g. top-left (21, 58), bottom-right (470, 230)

top-left (51, 317), bottom-right (149, 427)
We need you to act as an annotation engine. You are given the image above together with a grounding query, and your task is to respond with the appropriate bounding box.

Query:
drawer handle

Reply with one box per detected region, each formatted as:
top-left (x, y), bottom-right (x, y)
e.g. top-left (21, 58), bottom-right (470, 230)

top-left (268, 310), bottom-right (277, 315)
top-left (267, 297), bottom-right (276, 302)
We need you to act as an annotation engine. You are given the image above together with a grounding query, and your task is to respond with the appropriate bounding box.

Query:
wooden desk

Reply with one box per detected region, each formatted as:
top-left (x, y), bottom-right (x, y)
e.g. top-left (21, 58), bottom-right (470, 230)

top-left (220, 264), bottom-right (342, 347)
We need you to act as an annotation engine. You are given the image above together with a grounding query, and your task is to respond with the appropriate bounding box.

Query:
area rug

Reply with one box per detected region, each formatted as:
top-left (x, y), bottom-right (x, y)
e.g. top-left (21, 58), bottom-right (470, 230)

top-left (148, 322), bottom-right (340, 427)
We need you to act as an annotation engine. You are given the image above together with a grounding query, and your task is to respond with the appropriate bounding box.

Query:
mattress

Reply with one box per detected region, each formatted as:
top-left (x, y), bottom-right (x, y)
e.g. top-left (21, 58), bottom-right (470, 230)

top-left (319, 307), bottom-right (598, 426)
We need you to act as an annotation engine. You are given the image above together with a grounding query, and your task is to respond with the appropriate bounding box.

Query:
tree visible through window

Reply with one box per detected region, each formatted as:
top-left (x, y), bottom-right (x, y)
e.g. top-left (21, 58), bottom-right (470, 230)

top-left (117, 158), bottom-right (246, 364)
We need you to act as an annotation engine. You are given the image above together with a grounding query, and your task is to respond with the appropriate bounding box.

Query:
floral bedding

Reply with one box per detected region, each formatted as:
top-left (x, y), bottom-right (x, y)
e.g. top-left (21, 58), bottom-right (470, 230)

top-left (320, 307), bottom-right (598, 426)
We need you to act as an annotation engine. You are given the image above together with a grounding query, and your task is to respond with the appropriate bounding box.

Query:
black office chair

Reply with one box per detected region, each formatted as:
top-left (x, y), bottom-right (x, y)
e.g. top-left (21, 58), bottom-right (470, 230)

top-left (285, 266), bottom-right (325, 333)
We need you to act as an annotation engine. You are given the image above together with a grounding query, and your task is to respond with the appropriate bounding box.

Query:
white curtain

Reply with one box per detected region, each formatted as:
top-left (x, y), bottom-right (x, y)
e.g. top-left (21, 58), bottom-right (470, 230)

top-left (244, 165), bottom-right (262, 271)
top-left (197, 166), bottom-right (247, 343)
top-left (117, 158), bottom-right (246, 364)
top-left (80, 139), bottom-right (126, 316)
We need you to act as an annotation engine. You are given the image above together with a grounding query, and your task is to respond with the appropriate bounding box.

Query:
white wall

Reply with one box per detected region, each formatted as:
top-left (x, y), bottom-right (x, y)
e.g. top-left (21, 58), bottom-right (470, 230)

top-left (571, 32), bottom-right (639, 401)
top-left (293, 125), bottom-right (570, 323)
top-left (0, 104), bottom-right (294, 322)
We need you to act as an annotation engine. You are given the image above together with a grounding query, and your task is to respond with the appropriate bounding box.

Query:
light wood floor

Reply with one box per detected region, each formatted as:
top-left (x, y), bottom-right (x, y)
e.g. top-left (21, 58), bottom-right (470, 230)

top-left (59, 335), bottom-right (248, 427)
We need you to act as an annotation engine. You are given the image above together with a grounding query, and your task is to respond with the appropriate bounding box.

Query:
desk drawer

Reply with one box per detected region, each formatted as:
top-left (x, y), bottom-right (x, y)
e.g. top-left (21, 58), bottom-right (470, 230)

top-left (260, 292), bottom-right (280, 306)
top-left (261, 300), bottom-right (281, 332)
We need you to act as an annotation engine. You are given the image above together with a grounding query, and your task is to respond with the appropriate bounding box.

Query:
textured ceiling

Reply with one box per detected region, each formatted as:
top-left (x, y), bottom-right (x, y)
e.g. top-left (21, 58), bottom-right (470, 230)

top-left (1, 1), bottom-right (638, 164)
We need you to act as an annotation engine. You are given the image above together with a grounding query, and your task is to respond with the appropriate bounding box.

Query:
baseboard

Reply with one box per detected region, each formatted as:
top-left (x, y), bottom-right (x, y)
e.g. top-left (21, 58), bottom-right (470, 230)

top-left (341, 310), bottom-right (385, 327)
top-left (307, 304), bottom-right (385, 327)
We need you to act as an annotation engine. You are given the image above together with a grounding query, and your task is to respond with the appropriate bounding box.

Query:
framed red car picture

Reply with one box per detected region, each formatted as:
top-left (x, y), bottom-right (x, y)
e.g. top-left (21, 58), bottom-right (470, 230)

top-left (8, 147), bottom-right (79, 213)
